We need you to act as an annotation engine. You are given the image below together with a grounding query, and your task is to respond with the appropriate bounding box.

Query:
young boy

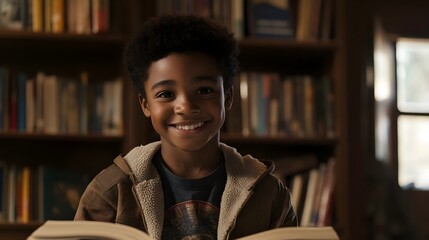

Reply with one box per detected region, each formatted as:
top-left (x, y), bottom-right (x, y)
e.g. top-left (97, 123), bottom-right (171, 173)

top-left (74, 13), bottom-right (297, 240)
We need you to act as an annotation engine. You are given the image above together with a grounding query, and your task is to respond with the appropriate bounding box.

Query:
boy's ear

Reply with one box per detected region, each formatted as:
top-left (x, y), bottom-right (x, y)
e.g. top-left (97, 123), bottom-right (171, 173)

top-left (225, 86), bottom-right (234, 110)
top-left (138, 94), bottom-right (151, 117)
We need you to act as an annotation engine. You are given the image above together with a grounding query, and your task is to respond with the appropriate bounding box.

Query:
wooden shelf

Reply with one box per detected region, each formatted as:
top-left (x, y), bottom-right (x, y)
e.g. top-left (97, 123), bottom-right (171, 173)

top-left (220, 133), bottom-right (337, 160)
top-left (0, 132), bottom-right (123, 171)
top-left (0, 30), bottom-right (125, 45)
top-left (221, 133), bottom-right (337, 146)
top-left (0, 222), bottom-right (42, 230)
top-left (0, 222), bottom-right (41, 240)
top-left (238, 38), bottom-right (336, 73)
top-left (0, 30), bottom-right (125, 82)
top-left (0, 30), bottom-right (125, 61)
top-left (0, 132), bottom-right (123, 142)
top-left (239, 38), bottom-right (337, 53)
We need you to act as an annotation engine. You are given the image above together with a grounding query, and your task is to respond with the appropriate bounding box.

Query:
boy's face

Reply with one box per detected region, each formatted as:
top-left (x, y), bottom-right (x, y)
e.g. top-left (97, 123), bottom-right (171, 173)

top-left (140, 52), bottom-right (233, 152)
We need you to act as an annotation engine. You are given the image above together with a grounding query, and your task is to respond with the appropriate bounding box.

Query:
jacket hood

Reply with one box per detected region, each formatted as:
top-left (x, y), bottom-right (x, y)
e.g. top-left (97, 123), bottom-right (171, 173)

top-left (123, 141), bottom-right (273, 184)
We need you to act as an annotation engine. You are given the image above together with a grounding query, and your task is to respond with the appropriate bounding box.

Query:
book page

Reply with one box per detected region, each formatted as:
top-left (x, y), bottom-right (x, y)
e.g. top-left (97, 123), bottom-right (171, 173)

top-left (27, 220), bottom-right (151, 240)
top-left (237, 226), bottom-right (339, 240)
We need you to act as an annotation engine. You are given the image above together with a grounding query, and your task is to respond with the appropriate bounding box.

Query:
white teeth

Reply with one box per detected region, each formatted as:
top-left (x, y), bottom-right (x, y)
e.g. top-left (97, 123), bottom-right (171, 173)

top-left (176, 122), bottom-right (204, 130)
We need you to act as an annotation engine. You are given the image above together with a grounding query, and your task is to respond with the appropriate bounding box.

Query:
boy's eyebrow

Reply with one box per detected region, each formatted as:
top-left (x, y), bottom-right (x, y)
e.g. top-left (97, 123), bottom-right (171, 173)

top-left (150, 79), bottom-right (175, 90)
top-left (150, 76), bottom-right (220, 90)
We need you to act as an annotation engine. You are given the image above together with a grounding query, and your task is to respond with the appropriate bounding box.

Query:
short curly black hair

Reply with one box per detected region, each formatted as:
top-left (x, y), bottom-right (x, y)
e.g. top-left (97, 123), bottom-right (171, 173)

top-left (124, 13), bottom-right (239, 96)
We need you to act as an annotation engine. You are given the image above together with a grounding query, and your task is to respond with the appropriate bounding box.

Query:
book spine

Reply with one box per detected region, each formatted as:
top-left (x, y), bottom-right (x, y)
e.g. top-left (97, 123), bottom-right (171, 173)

top-left (20, 167), bottom-right (31, 223)
top-left (75, 0), bottom-right (91, 34)
top-left (317, 158), bottom-right (336, 226)
top-left (282, 76), bottom-right (294, 135)
top-left (66, 0), bottom-right (76, 33)
top-left (231, 0), bottom-right (244, 39)
top-left (52, 0), bottom-right (65, 33)
top-left (9, 73), bottom-right (18, 132)
top-left (0, 162), bottom-right (6, 221)
top-left (44, 0), bottom-right (52, 32)
top-left (303, 75), bottom-right (315, 137)
top-left (291, 174), bottom-right (303, 211)
top-left (91, 0), bottom-right (110, 33)
top-left (22, 0), bottom-right (33, 30)
top-left (309, 163), bottom-right (327, 226)
top-left (0, 68), bottom-right (5, 131)
top-left (268, 73), bottom-right (280, 136)
top-left (309, 0), bottom-right (322, 40)
top-left (300, 167), bottom-right (319, 226)
top-left (79, 72), bottom-right (89, 134)
top-left (257, 73), bottom-right (267, 135)
top-left (42, 75), bottom-right (59, 134)
top-left (32, 0), bottom-right (44, 32)
top-left (8, 165), bottom-right (16, 222)
top-left (111, 78), bottom-right (123, 135)
top-left (35, 72), bottom-right (44, 132)
top-left (101, 80), bottom-right (112, 135)
top-left (240, 72), bottom-right (250, 136)
top-left (100, 0), bottom-right (111, 32)
top-left (320, 0), bottom-right (333, 41)
top-left (66, 79), bottom-right (79, 134)
top-left (17, 73), bottom-right (27, 132)
top-left (25, 78), bottom-right (35, 133)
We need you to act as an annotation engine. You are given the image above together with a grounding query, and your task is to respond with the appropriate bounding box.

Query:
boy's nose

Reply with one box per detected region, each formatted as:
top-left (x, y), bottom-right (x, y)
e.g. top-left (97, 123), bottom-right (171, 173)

top-left (174, 96), bottom-right (200, 115)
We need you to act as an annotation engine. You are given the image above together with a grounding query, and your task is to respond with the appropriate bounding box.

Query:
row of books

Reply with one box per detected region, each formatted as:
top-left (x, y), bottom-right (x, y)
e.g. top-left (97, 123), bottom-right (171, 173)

top-left (0, 0), bottom-right (111, 34)
top-left (0, 67), bottom-right (123, 135)
top-left (0, 161), bottom-right (90, 222)
top-left (273, 156), bottom-right (336, 227)
top-left (156, 0), bottom-right (333, 41)
top-left (156, 0), bottom-right (245, 38)
top-left (226, 72), bottom-right (334, 138)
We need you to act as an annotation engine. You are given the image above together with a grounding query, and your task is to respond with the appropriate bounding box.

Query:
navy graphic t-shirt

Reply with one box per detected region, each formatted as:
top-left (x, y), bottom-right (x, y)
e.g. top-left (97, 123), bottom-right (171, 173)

top-left (153, 152), bottom-right (227, 240)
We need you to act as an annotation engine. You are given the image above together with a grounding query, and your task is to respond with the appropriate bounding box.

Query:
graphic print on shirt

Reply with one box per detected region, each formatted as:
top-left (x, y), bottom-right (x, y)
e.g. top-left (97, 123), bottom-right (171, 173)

top-left (162, 200), bottom-right (219, 240)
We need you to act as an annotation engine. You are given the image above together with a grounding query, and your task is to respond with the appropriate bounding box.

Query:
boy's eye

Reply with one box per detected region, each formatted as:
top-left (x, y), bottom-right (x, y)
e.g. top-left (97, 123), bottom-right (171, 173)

top-left (197, 87), bottom-right (214, 95)
top-left (155, 91), bottom-right (174, 99)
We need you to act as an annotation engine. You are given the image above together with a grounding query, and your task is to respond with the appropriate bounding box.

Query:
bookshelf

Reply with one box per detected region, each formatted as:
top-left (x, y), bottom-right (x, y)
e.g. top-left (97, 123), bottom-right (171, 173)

top-left (0, 1), bottom-right (367, 240)
top-left (0, 1), bottom-right (148, 239)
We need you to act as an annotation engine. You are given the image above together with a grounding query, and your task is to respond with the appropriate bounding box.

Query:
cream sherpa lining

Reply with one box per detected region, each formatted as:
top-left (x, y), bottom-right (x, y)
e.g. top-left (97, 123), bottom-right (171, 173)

top-left (123, 141), bottom-right (268, 240)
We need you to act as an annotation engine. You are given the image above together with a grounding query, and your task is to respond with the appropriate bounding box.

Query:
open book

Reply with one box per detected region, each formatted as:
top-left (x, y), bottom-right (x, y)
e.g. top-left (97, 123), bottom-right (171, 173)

top-left (28, 220), bottom-right (340, 240)
top-left (237, 226), bottom-right (339, 240)
top-left (27, 221), bottom-right (150, 240)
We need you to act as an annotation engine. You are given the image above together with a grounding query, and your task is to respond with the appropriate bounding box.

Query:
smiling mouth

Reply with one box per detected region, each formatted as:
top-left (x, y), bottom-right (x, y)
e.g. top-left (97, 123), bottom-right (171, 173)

top-left (175, 122), bottom-right (205, 130)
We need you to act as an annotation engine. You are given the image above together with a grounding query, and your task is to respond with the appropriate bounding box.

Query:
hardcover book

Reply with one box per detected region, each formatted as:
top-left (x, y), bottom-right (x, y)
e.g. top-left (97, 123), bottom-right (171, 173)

top-left (38, 166), bottom-right (90, 220)
top-left (0, 161), bottom-right (6, 221)
top-left (247, 0), bottom-right (294, 39)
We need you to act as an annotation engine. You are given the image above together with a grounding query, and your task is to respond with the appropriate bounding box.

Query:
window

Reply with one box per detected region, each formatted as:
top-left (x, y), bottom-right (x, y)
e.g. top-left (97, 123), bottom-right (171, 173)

top-left (395, 38), bottom-right (429, 190)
